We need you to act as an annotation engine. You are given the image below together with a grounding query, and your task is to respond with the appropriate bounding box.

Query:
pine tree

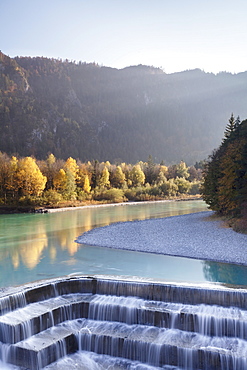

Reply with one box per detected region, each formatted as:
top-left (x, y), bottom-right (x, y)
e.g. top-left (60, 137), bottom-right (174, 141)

top-left (201, 117), bottom-right (247, 220)
top-left (218, 141), bottom-right (244, 214)
top-left (201, 148), bottom-right (224, 213)
top-left (145, 155), bottom-right (156, 184)
top-left (224, 113), bottom-right (236, 140)
top-left (235, 115), bottom-right (241, 129)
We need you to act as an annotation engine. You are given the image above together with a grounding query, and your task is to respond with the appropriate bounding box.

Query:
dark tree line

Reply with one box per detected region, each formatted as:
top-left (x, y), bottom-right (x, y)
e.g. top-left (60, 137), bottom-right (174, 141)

top-left (201, 115), bottom-right (247, 232)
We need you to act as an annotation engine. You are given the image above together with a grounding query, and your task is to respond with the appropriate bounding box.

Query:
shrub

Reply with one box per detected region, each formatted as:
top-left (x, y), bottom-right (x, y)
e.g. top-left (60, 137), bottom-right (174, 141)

top-left (232, 216), bottom-right (247, 234)
top-left (18, 195), bottom-right (41, 206)
top-left (159, 179), bottom-right (178, 197)
top-left (94, 188), bottom-right (126, 203)
top-left (124, 188), bottom-right (137, 201)
top-left (147, 186), bottom-right (162, 197)
top-left (174, 177), bottom-right (192, 194)
top-left (42, 189), bottom-right (63, 206)
top-left (77, 190), bottom-right (92, 201)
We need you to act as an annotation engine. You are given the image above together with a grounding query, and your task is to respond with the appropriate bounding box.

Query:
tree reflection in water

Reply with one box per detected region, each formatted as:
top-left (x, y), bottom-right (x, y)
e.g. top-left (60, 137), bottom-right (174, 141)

top-left (203, 260), bottom-right (247, 286)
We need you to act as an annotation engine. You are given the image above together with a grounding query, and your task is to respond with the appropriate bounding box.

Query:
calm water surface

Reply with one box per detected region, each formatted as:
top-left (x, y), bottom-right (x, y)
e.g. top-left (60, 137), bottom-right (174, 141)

top-left (0, 200), bottom-right (246, 288)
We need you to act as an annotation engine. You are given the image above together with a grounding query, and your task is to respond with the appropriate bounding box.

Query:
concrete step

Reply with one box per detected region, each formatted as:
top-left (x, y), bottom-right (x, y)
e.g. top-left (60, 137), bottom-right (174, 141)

top-left (0, 293), bottom-right (92, 344)
top-left (9, 318), bottom-right (243, 370)
top-left (2, 292), bottom-right (247, 346)
top-left (1, 277), bottom-right (247, 369)
top-left (43, 350), bottom-right (167, 369)
top-left (88, 294), bottom-right (247, 339)
top-left (7, 323), bottom-right (78, 369)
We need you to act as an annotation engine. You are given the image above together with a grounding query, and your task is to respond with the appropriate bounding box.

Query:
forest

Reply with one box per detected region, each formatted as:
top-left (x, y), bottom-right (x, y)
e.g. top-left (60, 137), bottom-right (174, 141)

top-left (201, 115), bottom-right (247, 232)
top-left (0, 152), bottom-right (203, 209)
top-left (1, 51), bottom-right (247, 165)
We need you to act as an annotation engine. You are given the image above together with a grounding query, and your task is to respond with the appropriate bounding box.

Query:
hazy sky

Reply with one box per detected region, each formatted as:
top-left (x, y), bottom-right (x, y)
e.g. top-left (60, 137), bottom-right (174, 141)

top-left (1, 0), bottom-right (247, 74)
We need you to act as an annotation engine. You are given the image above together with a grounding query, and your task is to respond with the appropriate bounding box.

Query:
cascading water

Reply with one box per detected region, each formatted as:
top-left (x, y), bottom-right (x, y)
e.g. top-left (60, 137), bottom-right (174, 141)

top-left (0, 276), bottom-right (247, 369)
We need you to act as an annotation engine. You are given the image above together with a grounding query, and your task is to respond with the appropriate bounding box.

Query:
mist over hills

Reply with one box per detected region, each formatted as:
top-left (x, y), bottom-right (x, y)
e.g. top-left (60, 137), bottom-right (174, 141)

top-left (1, 51), bottom-right (247, 165)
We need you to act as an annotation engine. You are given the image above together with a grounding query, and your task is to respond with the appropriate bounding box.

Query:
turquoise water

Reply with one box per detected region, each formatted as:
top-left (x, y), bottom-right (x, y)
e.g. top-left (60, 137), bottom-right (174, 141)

top-left (0, 200), bottom-right (246, 288)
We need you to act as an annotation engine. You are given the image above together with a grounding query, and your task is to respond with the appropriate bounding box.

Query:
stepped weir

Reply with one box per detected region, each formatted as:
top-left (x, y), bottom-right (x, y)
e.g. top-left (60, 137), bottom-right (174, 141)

top-left (0, 276), bottom-right (247, 369)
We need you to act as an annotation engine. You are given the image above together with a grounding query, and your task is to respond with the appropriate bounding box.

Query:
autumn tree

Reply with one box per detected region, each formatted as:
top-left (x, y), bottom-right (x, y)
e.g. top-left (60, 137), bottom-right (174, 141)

top-left (98, 166), bottom-right (110, 189)
top-left (62, 157), bottom-right (80, 199)
top-left (64, 157), bottom-right (79, 179)
top-left (38, 153), bottom-right (63, 190)
top-left (129, 164), bottom-right (145, 187)
top-left (53, 169), bottom-right (67, 194)
top-left (174, 177), bottom-right (192, 194)
top-left (110, 165), bottom-right (126, 188)
top-left (83, 175), bottom-right (91, 193)
top-left (44, 153), bottom-right (56, 189)
top-left (77, 162), bottom-right (91, 187)
top-left (160, 179), bottom-right (178, 197)
top-left (155, 168), bottom-right (167, 186)
top-left (15, 157), bottom-right (47, 197)
top-left (175, 161), bottom-right (189, 179)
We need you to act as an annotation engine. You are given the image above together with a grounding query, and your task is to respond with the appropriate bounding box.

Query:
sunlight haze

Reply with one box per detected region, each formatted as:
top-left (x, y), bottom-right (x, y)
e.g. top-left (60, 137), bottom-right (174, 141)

top-left (1, 0), bottom-right (247, 73)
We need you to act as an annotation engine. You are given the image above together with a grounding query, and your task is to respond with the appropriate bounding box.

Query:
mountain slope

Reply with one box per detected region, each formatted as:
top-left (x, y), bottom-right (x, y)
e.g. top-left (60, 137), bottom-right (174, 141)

top-left (1, 51), bottom-right (247, 164)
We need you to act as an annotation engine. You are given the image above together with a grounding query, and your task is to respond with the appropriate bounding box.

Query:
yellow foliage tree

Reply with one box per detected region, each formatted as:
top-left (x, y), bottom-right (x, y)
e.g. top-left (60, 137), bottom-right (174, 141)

top-left (64, 157), bottom-right (80, 181)
top-left (63, 157), bottom-right (80, 199)
top-left (53, 169), bottom-right (67, 194)
top-left (98, 166), bottom-right (110, 189)
top-left (83, 174), bottom-right (91, 193)
top-left (111, 165), bottom-right (126, 188)
top-left (130, 164), bottom-right (145, 187)
top-left (47, 153), bottom-right (56, 166)
top-left (16, 157), bottom-right (47, 196)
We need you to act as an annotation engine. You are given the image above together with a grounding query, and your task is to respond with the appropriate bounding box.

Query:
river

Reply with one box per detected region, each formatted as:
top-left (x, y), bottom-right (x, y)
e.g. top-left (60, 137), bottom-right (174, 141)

top-left (0, 200), bottom-right (246, 288)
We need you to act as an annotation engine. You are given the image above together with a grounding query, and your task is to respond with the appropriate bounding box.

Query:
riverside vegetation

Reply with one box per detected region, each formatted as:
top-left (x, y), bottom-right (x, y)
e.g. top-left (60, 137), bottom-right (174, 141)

top-left (201, 115), bottom-right (247, 233)
top-left (0, 153), bottom-right (202, 211)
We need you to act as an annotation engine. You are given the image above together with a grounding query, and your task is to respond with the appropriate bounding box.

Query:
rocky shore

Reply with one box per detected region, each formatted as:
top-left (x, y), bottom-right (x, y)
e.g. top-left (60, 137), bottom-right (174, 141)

top-left (77, 211), bottom-right (247, 266)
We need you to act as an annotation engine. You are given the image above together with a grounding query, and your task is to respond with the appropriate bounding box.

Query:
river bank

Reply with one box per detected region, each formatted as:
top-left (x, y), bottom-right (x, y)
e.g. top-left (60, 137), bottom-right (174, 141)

top-left (77, 211), bottom-right (247, 266)
top-left (0, 195), bottom-right (202, 214)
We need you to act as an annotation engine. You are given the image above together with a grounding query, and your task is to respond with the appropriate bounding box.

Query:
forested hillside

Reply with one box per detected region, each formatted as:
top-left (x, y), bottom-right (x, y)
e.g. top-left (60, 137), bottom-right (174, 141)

top-left (201, 115), bottom-right (247, 232)
top-left (1, 51), bottom-right (247, 164)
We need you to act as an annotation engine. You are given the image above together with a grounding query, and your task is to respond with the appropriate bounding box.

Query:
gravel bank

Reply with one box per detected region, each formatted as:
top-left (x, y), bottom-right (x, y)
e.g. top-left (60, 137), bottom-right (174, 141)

top-left (76, 211), bottom-right (247, 265)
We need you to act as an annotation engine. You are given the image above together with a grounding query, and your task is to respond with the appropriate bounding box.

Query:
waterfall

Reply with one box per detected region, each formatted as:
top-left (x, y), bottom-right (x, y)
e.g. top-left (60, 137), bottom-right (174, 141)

top-left (0, 276), bottom-right (247, 369)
